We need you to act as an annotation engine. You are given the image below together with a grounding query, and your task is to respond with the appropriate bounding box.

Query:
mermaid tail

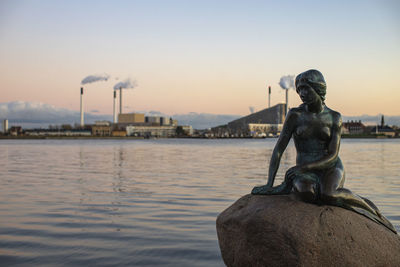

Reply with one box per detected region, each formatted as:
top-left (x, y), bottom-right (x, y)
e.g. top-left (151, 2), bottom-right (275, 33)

top-left (357, 196), bottom-right (397, 234)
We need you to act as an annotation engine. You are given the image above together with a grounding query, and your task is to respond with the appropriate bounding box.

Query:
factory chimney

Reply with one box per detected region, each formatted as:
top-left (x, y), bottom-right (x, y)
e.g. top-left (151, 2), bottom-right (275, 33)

top-left (80, 87), bottom-right (84, 127)
top-left (285, 88), bottom-right (288, 116)
top-left (113, 90), bottom-right (117, 123)
top-left (119, 87), bottom-right (122, 114)
top-left (268, 85), bottom-right (271, 108)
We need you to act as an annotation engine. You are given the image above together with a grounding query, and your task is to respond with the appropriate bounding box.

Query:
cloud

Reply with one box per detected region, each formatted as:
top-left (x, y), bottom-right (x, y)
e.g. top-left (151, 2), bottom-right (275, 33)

top-left (0, 101), bottom-right (111, 127)
top-left (279, 75), bottom-right (295, 90)
top-left (81, 74), bottom-right (110, 85)
top-left (113, 78), bottom-right (137, 90)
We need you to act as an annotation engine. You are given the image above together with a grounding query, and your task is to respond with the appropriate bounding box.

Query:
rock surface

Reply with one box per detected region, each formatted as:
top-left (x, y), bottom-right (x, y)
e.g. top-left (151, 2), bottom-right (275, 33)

top-left (216, 194), bottom-right (400, 267)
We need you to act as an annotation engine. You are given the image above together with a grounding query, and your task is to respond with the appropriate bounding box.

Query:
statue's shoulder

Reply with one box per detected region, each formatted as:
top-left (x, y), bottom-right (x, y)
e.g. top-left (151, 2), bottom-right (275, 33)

top-left (291, 104), bottom-right (306, 113)
top-left (325, 106), bottom-right (342, 125)
top-left (286, 106), bottom-right (303, 121)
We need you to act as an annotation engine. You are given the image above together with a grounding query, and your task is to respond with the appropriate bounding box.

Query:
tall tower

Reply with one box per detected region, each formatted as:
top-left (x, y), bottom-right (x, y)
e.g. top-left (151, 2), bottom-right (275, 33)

top-left (2, 119), bottom-right (8, 134)
top-left (113, 90), bottom-right (117, 123)
top-left (285, 88), bottom-right (289, 116)
top-left (80, 87), bottom-right (84, 127)
top-left (119, 87), bottom-right (122, 114)
top-left (268, 85), bottom-right (271, 108)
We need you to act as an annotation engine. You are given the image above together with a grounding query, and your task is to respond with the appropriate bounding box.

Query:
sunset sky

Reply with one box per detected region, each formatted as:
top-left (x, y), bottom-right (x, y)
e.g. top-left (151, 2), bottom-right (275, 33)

top-left (1, 0), bottom-right (399, 117)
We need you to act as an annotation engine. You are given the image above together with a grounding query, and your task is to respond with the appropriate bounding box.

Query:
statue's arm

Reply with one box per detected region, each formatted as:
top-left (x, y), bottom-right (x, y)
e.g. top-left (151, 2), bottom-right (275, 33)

top-left (267, 110), bottom-right (296, 187)
top-left (302, 113), bottom-right (342, 171)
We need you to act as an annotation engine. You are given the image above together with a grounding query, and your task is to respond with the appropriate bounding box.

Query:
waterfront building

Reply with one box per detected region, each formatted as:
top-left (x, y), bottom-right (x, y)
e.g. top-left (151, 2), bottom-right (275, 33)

top-left (145, 116), bottom-right (161, 125)
top-left (92, 121), bottom-right (112, 136)
top-left (212, 103), bottom-right (286, 137)
top-left (111, 130), bottom-right (127, 137)
top-left (248, 123), bottom-right (283, 137)
top-left (126, 125), bottom-right (192, 137)
top-left (126, 125), bottom-right (176, 137)
top-left (118, 113), bottom-right (145, 124)
top-left (9, 126), bottom-right (22, 136)
top-left (342, 120), bottom-right (365, 135)
top-left (116, 113), bottom-right (185, 137)
top-left (179, 125), bottom-right (193, 136)
top-left (160, 117), bottom-right (170, 126)
top-left (2, 119), bottom-right (8, 134)
top-left (370, 125), bottom-right (396, 137)
top-left (25, 129), bottom-right (92, 136)
top-left (370, 115), bottom-right (396, 137)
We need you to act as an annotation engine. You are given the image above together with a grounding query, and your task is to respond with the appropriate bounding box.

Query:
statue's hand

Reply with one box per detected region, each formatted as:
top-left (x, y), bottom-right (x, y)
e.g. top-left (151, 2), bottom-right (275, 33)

top-left (285, 166), bottom-right (304, 180)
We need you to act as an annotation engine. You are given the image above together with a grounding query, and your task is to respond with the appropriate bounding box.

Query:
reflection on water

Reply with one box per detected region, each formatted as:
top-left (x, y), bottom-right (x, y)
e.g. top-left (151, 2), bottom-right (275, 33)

top-left (0, 139), bottom-right (399, 266)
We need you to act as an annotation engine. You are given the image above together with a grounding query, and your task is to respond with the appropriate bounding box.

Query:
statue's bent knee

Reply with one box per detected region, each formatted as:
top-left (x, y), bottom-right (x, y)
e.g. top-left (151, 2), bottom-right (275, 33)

top-left (293, 177), bottom-right (317, 203)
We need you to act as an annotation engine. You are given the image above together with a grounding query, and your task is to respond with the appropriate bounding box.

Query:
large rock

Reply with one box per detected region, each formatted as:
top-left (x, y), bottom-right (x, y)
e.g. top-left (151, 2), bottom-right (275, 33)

top-left (216, 194), bottom-right (400, 267)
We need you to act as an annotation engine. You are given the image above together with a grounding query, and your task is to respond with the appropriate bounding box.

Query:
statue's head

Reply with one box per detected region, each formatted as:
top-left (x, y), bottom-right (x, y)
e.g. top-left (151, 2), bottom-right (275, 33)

top-left (295, 69), bottom-right (326, 101)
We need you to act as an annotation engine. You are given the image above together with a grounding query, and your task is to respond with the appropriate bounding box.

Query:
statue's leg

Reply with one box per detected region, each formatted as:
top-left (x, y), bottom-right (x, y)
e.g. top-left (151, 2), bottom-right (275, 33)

top-left (319, 165), bottom-right (377, 215)
top-left (319, 164), bottom-right (397, 233)
top-left (292, 174), bottom-right (318, 203)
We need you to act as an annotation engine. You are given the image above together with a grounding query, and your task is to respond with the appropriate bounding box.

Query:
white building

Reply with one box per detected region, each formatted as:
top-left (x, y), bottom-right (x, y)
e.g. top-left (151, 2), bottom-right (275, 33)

top-left (247, 123), bottom-right (283, 137)
top-left (2, 119), bottom-right (8, 134)
top-left (126, 125), bottom-right (176, 137)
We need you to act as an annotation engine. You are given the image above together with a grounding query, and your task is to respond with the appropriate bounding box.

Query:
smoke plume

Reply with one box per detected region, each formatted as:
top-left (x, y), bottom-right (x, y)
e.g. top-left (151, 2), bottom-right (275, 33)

top-left (249, 106), bottom-right (255, 114)
top-left (279, 75), bottom-right (295, 90)
top-left (81, 74), bottom-right (110, 85)
top-left (113, 78), bottom-right (137, 90)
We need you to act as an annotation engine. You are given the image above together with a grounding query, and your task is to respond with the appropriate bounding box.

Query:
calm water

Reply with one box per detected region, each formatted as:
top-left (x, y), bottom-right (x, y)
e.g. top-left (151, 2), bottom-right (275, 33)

top-left (0, 139), bottom-right (399, 266)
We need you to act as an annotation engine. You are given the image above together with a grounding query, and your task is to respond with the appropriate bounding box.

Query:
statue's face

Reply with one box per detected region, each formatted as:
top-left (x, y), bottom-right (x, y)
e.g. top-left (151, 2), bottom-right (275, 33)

top-left (297, 84), bottom-right (320, 104)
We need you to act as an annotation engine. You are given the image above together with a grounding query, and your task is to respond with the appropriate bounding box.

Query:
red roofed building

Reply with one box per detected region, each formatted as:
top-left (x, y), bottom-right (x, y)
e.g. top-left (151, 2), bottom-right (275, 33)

top-left (342, 120), bottom-right (365, 135)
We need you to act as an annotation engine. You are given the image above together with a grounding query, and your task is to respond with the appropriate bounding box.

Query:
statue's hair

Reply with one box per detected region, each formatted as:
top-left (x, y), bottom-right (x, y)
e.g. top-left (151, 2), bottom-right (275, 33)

top-left (295, 69), bottom-right (326, 101)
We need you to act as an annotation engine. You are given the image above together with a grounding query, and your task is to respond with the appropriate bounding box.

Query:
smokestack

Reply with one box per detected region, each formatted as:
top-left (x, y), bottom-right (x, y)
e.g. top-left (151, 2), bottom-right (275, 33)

top-left (285, 89), bottom-right (289, 116)
top-left (268, 85), bottom-right (271, 108)
top-left (113, 90), bottom-right (117, 123)
top-left (285, 88), bottom-right (288, 116)
top-left (119, 87), bottom-right (122, 114)
top-left (80, 87), bottom-right (84, 127)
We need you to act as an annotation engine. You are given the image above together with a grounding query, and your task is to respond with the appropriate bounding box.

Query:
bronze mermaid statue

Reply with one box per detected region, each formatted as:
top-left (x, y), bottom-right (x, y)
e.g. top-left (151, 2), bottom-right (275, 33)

top-left (252, 69), bottom-right (396, 233)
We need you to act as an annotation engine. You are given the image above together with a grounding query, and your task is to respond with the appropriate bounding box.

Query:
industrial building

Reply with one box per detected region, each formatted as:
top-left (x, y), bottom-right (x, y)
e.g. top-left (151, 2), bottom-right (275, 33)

top-left (117, 113), bottom-right (191, 137)
top-left (118, 113), bottom-right (145, 124)
top-left (126, 125), bottom-right (193, 138)
top-left (76, 83), bottom-right (192, 137)
top-left (82, 111), bottom-right (192, 138)
top-left (211, 103), bottom-right (286, 137)
top-left (126, 125), bottom-right (176, 137)
top-left (91, 121), bottom-right (112, 136)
